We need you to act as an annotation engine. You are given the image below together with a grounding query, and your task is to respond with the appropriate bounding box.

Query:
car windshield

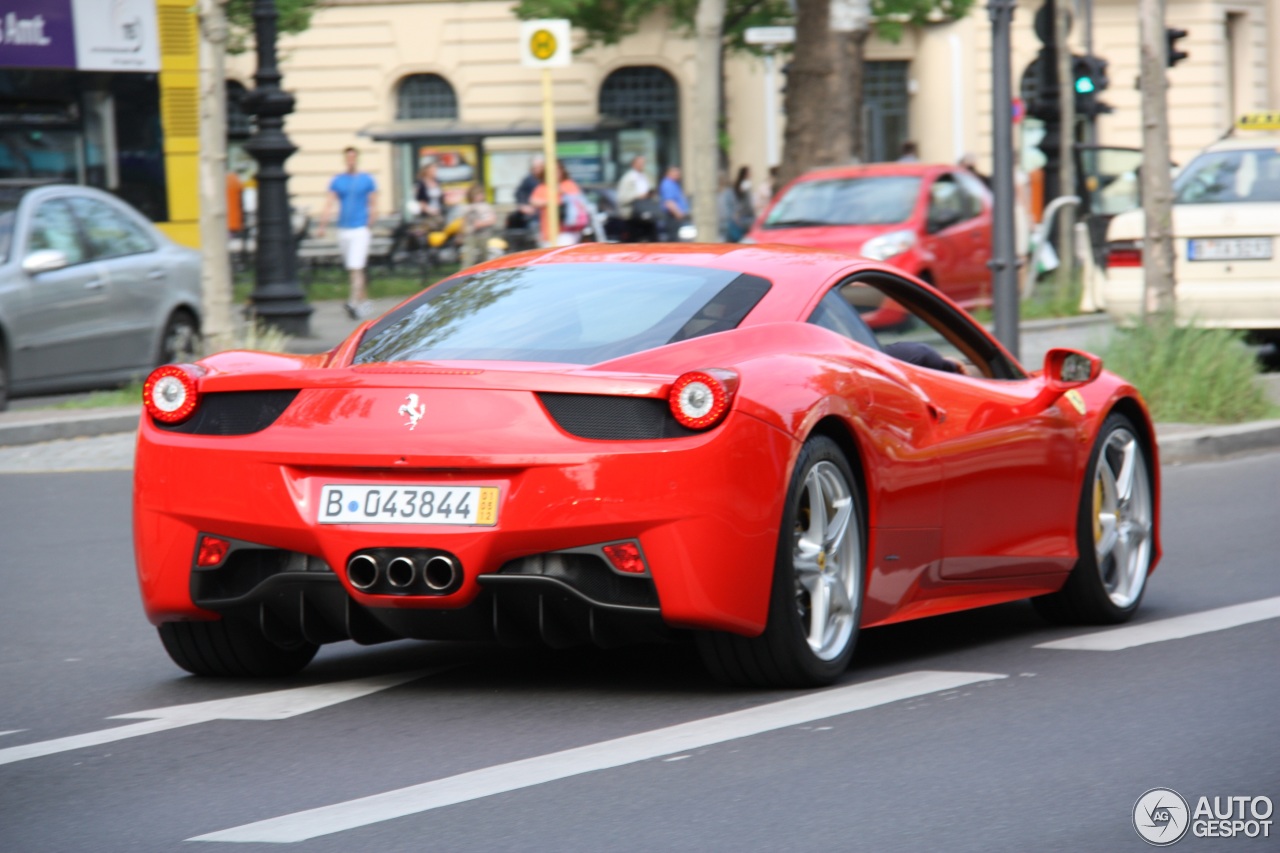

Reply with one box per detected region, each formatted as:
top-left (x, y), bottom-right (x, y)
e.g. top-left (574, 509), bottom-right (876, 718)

top-left (1173, 147), bottom-right (1280, 204)
top-left (764, 176), bottom-right (921, 228)
top-left (354, 263), bottom-right (771, 365)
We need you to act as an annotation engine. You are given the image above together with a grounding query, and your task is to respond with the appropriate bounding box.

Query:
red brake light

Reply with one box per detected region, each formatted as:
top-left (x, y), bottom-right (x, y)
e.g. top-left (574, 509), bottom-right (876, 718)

top-left (196, 536), bottom-right (230, 568)
top-left (602, 542), bottom-right (646, 574)
top-left (144, 364), bottom-right (201, 424)
top-left (1107, 242), bottom-right (1143, 268)
top-left (669, 369), bottom-right (737, 430)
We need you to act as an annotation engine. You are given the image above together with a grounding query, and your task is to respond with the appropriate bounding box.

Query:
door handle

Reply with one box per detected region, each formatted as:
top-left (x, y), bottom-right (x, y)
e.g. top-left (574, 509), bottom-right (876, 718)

top-left (147, 269), bottom-right (166, 281)
top-left (84, 278), bottom-right (106, 290)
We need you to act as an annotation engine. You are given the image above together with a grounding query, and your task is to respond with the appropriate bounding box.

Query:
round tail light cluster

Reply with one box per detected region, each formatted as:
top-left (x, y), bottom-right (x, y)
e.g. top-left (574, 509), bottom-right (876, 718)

top-left (143, 364), bottom-right (202, 424)
top-left (668, 369), bottom-right (738, 430)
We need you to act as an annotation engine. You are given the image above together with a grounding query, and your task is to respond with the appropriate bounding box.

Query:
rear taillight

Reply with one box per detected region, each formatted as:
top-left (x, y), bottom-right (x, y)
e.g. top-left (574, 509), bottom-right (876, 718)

top-left (1107, 241), bottom-right (1143, 268)
top-left (143, 364), bottom-right (202, 424)
top-left (668, 369), bottom-right (738, 430)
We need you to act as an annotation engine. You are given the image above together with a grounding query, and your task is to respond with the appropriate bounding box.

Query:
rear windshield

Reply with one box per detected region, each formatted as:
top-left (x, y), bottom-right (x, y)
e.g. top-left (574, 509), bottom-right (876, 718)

top-left (354, 263), bottom-right (771, 365)
top-left (1173, 147), bottom-right (1280, 204)
top-left (764, 176), bottom-right (921, 228)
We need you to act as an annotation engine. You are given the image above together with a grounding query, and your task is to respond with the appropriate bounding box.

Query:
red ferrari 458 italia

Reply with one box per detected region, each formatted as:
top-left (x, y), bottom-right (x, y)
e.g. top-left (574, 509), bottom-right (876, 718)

top-left (133, 244), bottom-right (1160, 687)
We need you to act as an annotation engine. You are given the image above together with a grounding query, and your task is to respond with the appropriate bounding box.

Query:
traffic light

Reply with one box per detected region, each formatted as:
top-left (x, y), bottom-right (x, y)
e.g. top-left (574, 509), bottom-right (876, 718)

top-left (1072, 54), bottom-right (1113, 118)
top-left (1166, 28), bottom-right (1189, 67)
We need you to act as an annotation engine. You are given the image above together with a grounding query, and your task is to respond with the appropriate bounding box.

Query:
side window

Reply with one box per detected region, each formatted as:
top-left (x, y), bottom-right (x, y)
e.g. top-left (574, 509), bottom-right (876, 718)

top-left (28, 200), bottom-right (87, 266)
top-left (953, 171), bottom-right (988, 217)
top-left (926, 175), bottom-right (972, 231)
top-left (808, 288), bottom-right (881, 350)
top-left (68, 197), bottom-right (155, 260)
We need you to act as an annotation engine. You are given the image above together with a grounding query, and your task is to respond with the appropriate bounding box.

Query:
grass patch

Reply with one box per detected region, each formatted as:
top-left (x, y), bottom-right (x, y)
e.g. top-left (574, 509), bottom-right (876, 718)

top-left (1103, 319), bottom-right (1276, 423)
top-left (232, 266), bottom-right (458, 303)
top-left (53, 381), bottom-right (142, 409)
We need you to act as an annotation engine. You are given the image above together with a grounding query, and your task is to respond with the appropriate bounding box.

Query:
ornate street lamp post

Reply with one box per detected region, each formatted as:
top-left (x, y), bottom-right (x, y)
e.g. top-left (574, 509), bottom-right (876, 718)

top-left (244, 0), bottom-right (311, 335)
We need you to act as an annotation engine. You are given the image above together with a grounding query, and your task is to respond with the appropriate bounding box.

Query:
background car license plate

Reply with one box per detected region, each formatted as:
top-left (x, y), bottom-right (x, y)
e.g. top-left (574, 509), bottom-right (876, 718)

top-left (1187, 237), bottom-right (1273, 261)
top-left (319, 485), bottom-right (498, 525)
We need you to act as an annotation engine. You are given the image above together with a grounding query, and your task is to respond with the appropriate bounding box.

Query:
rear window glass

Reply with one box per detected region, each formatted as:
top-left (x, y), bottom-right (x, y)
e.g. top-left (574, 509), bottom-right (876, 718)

top-left (764, 176), bottom-right (921, 228)
top-left (1174, 147), bottom-right (1280, 204)
top-left (354, 263), bottom-right (771, 365)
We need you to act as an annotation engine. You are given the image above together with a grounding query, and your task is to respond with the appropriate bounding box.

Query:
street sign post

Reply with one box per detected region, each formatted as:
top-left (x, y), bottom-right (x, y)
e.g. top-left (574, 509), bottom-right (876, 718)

top-left (521, 19), bottom-right (571, 245)
top-left (744, 27), bottom-right (795, 167)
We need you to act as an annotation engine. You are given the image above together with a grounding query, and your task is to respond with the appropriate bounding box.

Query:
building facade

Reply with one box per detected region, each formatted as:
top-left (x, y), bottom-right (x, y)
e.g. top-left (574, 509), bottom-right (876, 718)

top-left (235, 0), bottom-right (1278, 220)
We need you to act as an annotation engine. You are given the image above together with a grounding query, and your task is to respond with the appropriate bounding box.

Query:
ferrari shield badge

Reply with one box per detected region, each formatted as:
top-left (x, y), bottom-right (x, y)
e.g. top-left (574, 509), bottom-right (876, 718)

top-left (398, 393), bottom-right (426, 430)
top-left (1064, 389), bottom-right (1087, 416)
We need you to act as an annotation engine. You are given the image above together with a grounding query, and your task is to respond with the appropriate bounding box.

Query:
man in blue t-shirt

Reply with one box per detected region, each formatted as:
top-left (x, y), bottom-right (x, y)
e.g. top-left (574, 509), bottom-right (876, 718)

top-left (658, 165), bottom-right (689, 241)
top-left (318, 147), bottom-right (378, 318)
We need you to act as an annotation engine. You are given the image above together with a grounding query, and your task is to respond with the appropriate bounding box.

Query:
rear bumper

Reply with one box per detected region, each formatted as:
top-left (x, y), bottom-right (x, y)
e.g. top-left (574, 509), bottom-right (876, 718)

top-left (133, 409), bottom-right (797, 637)
top-left (1103, 266), bottom-right (1280, 330)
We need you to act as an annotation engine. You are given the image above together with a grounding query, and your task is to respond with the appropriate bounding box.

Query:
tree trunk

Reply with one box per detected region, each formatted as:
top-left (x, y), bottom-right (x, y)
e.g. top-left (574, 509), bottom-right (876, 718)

top-left (692, 0), bottom-right (725, 241)
top-left (1138, 0), bottom-right (1176, 318)
top-left (778, 0), bottom-right (836, 187)
top-left (847, 28), bottom-right (869, 162)
top-left (198, 0), bottom-right (234, 352)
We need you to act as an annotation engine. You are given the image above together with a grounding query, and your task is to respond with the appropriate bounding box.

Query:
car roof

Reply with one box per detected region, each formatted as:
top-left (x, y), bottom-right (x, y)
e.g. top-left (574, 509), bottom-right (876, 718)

top-left (790, 162), bottom-right (953, 183)
top-left (1200, 132), bottom-right (1280, 154)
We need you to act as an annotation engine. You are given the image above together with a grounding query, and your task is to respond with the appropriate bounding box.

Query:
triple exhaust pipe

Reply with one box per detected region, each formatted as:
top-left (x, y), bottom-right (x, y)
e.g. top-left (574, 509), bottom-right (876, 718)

top-left (346, 550), bottom-right (460, 595)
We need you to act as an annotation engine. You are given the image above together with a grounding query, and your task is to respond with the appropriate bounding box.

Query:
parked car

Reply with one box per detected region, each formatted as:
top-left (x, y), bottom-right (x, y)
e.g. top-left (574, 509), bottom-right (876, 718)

top-left (1103, 116), bottom-right (1280, 344)
top-left (0, 183), bottom-right (201, 408)
top-left (133, 243), bottom-right (1158, 688)
top-left (745, 163), bottom-right (993, 327)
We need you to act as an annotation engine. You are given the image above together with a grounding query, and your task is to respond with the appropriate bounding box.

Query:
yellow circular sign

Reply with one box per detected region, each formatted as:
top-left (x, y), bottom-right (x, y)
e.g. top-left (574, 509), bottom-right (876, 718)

top-left (530, 28), bottom-right (557, 61)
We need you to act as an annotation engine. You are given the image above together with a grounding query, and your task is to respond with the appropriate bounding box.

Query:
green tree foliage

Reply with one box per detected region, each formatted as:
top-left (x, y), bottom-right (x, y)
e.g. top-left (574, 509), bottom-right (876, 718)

top-left (514, 0), bottom-right (793, 53)
top-left (225, 0), bottom-right (318, 53)
top-left (514, 0), bottom-right (974, 51)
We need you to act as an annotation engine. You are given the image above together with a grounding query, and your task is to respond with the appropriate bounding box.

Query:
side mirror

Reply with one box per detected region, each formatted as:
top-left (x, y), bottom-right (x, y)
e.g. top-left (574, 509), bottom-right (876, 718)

top-left (1044, 348), bottom-right (1102, 391)
top-left (22, 249), bottom-right (69, 275)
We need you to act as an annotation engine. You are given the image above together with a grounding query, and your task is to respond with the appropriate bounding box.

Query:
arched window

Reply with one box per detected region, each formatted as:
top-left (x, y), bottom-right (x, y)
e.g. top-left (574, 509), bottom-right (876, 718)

top-left (599, 66), bottom-right (680, 174)
top-left (226, 80), bottom-right (251, 139)
top-left (396, 74), bottom-right (458, 121)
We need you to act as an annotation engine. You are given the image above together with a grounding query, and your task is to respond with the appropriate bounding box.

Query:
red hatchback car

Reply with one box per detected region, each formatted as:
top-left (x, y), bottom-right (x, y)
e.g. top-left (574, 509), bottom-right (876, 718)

top-left (747, 163), bottom-right (993, 327)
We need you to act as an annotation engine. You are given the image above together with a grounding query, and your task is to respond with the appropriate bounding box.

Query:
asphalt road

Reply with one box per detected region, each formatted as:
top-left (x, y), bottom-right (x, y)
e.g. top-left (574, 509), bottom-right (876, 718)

top-left (1, 452), bottom-right (1277, 852)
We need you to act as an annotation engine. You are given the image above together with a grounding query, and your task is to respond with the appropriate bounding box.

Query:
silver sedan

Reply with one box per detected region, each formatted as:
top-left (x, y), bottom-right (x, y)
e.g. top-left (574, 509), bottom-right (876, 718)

top-left (0, 183), bottom-right (201, 409)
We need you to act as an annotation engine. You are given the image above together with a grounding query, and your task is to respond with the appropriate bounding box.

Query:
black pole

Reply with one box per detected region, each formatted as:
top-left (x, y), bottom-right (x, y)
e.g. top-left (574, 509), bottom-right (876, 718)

top-left (244, 0), bottom-right (311, 336)
top-left (989, 0), bottom-right (1019, 359)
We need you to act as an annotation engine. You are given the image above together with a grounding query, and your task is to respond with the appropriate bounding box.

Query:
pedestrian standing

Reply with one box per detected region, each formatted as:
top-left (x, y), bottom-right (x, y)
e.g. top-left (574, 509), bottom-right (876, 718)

top-left (616, 155), bottom-right (651, 217)
top-left (531, 160), bottom-right (585, 247)
top-left (658, 165), bottom-right (690, 240)
top-left (414, 162), bottom-right (446, 229)
top-left (459, 184), bottom-right (497, 267)
top-left (318, 147), bottom-right (378, 319)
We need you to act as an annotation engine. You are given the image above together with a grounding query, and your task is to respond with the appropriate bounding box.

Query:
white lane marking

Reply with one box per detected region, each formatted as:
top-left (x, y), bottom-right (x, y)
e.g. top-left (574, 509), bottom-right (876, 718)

top-left (1036, 596), bottom-right (1280, 652)
top-left (191, 669), bottom-right (1005, 844)
top-left (0, 730), bottom-right (27, 737)
top-left (0, 670), bottom-right (436, 767)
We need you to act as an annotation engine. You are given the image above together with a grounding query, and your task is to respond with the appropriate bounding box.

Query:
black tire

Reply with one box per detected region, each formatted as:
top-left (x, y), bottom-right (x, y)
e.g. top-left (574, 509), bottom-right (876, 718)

top-left (697, 436), bottom-right (864, 688)
top-left (158, 618), bottom-right (318, 677)
top-left (0, 344), bottom-right (8, 412)
top-left (1033, 413), bottom-right (1155, 625)
top-left (158, 309), bottom-right (201, 366)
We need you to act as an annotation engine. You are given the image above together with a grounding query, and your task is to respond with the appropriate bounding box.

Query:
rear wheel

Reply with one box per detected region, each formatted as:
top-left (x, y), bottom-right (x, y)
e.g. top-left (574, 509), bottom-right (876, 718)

top-left (158, 310), bottom-right (201, 366)
top-left (158, 618), bottom-right (318, 677)
top-left (698, 436), bottom-right (864, 687)
top-left (1033, 414), bottom-right (1154, 624)
top-left (0, 345), bottom-right (8, 411)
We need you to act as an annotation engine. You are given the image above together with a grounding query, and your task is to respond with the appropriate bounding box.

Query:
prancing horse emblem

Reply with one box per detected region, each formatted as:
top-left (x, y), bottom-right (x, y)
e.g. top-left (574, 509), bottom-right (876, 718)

top-left (398, 393), bottom-right (426, 430)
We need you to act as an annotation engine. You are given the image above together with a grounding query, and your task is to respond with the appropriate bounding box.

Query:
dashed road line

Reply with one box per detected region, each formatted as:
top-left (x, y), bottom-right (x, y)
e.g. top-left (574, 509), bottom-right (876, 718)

top-left (1036, 595), bottom-right (1280, 652)
top-left (191, 669), bottom-right (1005, 843)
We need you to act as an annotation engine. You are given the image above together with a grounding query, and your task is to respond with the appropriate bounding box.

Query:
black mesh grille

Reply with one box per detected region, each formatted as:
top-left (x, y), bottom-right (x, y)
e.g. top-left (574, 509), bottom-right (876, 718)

top-left (538, 393), bottom-right (697, 440)
top-left (157, 390), bottom-right (299, 435)
top-left (496, 554), bottom-right (660, 609)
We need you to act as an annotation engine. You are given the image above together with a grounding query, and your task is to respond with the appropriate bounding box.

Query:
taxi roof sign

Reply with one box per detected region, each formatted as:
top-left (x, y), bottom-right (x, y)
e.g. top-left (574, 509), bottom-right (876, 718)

top-left (521, 19), bottom-right (571, 68)
top-left (1237, 112), bottom-right (1280, 132)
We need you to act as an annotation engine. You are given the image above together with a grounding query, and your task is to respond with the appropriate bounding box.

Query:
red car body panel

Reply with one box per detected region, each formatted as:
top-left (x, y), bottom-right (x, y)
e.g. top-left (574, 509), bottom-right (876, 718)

top-left (133, 243), bottom-right (1160, 642)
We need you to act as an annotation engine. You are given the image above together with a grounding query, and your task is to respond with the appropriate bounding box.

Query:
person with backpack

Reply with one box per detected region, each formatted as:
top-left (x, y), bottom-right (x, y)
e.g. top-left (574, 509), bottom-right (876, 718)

top-left (531, 160), bottom-right (587, 246)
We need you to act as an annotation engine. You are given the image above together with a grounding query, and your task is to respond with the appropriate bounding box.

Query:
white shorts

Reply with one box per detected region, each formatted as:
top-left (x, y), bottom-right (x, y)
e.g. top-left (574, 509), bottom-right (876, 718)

top-left (338, 226), bottom-right (371, 270)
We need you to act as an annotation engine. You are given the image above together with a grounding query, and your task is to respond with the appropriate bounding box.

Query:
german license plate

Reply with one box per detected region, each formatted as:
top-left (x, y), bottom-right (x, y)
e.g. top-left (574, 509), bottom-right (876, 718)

top-left (318, 484), bottom-right (499, 526)
top-left (1187, 237), bottom-right (1273, 261)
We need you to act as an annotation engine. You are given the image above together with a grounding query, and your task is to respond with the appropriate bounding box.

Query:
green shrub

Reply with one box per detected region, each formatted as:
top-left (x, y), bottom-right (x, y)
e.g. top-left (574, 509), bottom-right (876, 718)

top-left (1103, 318), bottom-right (1274, 423)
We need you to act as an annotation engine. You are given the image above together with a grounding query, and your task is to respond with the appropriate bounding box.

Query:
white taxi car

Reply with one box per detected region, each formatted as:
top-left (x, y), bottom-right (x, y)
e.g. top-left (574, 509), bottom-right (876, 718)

top-left (1103, 113), bottom-right (1280, 343)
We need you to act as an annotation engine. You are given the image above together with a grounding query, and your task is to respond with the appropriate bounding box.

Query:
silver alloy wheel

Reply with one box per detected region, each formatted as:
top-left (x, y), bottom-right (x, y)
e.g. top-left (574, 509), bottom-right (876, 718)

top-left (1092, 427), bottom-right (1153, 608)
top-left (792, 460), bottom-right (860, 661)
top-left (162, 315), bottom-right (200, 365)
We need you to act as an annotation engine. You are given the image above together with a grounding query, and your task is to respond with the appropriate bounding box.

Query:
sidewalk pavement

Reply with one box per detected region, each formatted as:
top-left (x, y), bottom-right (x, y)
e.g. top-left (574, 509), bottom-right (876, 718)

top-left (1, 304), bottom-right (1277, 466)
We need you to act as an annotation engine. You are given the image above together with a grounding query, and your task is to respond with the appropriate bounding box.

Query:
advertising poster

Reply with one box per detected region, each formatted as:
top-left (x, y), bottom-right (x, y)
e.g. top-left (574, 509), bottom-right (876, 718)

top-left (0, 0), bottom-right (76, 70)
top-left (71, 0), bottom-right (159, 72)
top-left (418, 145), bottom-right (479, 200)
